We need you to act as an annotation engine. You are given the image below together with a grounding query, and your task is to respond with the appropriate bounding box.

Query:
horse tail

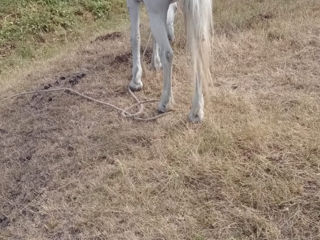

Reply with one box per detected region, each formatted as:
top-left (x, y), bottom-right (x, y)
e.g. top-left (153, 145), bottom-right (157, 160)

top-left (183, 0), bottom-right (213, 93)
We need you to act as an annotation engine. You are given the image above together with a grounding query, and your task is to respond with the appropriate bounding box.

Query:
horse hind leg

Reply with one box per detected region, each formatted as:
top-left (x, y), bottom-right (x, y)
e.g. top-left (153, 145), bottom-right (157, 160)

top-left (151, 38), bottom-right (162, 71)
top-left (127, 0), bottom-right (143, 91)
top-left (151, 2), bottom-right (177, 72)
top-left (167, 2), bottom-right (178, 42)
top-left (189, 70), bottom-right (204, 122)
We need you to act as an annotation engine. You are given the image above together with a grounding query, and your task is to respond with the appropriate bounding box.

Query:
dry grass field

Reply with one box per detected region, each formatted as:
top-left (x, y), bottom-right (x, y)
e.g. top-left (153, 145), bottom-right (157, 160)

top-left (0, 0), bottom-right (319, 239)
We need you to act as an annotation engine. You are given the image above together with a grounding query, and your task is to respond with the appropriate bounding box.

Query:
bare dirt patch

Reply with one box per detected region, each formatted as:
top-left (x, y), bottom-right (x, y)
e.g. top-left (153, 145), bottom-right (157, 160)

top-left (94, 32), bottom-right (123, 42)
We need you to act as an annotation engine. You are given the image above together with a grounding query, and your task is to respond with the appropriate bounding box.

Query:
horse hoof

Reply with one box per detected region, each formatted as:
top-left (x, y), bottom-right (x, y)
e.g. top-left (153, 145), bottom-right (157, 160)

top-left (188, 112), bottom-right (204, 123)
top-left (129, 81), bottom-right (143, 91)
top-left (158, 104), bottom-right (167, 113)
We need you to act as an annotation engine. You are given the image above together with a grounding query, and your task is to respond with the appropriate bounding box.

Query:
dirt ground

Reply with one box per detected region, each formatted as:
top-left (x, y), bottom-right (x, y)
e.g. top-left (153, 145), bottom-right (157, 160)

top-left (0, 2), bottom-right (320, 240)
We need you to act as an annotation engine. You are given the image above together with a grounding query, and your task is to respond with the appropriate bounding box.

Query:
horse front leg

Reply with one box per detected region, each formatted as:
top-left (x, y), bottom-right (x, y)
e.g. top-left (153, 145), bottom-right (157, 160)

top-left (148, 11), bottom-right (173, 113)
top-left (127, 0), bottom-right (143, 91)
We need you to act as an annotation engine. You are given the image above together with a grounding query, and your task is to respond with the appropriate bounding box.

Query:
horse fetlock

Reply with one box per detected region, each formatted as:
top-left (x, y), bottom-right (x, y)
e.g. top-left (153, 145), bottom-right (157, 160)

top-left (189, 96), bottom-right (204, 122)
top-left (158, 94), bottom-right (172, 113)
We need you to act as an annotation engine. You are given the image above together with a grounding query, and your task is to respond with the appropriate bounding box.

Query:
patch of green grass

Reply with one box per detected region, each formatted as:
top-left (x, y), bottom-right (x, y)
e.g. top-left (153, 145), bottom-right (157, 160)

top-left (0, 0), bottom-right (127, 70)
top-left (193, 235), bottom-right (206, 240)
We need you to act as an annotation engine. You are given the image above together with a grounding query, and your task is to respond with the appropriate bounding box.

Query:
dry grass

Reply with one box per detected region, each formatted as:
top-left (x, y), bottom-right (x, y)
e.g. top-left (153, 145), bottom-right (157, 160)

top-left (1, 0), bottom-right (320, 239)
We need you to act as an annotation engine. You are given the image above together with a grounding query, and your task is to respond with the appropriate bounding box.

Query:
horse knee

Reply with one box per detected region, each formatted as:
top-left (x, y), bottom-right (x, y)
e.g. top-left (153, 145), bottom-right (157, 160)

top-left (160, 49), bottom-right (173, 66)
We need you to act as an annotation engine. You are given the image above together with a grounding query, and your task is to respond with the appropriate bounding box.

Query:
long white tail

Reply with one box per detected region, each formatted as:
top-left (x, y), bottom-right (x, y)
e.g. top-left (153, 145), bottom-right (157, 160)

top-left (183, 0), bottom-right (213, 91)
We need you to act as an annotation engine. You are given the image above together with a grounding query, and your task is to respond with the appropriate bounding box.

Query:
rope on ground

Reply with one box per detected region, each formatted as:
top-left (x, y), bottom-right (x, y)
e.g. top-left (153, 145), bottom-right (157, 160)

top-left (1, 31), bottom-right (169, 121)
top-left (1, 87), bottom-right (172, 122)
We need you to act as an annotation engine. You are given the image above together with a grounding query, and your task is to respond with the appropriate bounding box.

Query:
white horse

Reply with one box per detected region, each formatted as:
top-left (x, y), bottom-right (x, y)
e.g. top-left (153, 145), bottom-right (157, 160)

top-left (127, 0), bottom-right (213, 122)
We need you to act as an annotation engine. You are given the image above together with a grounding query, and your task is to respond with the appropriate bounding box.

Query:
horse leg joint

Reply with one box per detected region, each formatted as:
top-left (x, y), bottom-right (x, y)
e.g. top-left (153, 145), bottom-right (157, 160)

top-left (165, 49), bottom-right (173, 63)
